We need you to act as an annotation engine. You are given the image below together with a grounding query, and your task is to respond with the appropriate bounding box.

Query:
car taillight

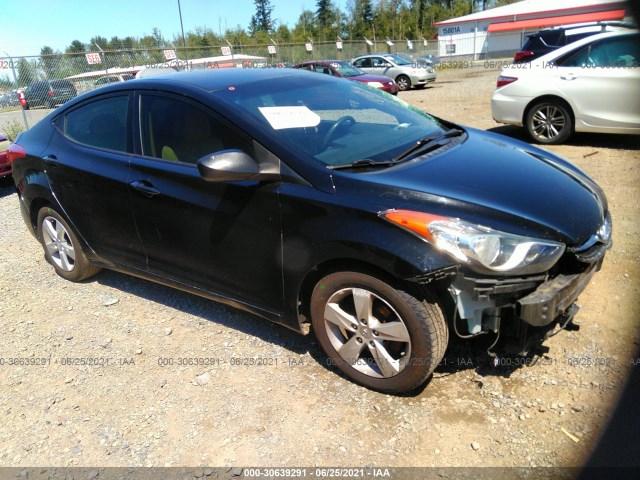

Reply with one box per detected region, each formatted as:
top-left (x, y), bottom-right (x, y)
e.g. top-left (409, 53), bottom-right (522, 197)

top-left (514, 51), bottom-right (533, 62)
top-left (18, 91), bottom-right (26, 106)
top-left (496, 76), bottom-right (518, 88)
top-left (7, 143), bottom-right (26, 163)
top-left (48, 90), bottom-right (55, 97)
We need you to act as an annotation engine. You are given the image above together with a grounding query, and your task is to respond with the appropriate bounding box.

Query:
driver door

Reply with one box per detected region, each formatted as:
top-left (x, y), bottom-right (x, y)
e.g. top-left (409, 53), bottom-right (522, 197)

top-left (128, 92), bottom-right (285, 314)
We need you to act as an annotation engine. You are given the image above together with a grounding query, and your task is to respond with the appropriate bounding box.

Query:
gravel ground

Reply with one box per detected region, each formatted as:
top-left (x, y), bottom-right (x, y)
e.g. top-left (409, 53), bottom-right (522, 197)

top-left (0, 66), bottom-right (639, 472)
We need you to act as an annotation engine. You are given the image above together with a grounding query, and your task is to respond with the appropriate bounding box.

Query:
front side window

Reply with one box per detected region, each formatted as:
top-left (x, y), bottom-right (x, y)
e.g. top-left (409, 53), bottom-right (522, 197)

top-left (139, 95), bottom-right (247, 164)
top-left (61, 95), bottom-right (129, 152)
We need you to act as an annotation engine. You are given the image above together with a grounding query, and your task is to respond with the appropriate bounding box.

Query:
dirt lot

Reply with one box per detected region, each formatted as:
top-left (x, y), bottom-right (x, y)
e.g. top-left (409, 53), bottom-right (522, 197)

top-left (0, 66), bottom-right (638, 473)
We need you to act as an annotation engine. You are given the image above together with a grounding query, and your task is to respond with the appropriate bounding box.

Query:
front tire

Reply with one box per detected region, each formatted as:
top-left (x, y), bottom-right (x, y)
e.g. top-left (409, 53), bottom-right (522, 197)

top-left (311, 271), bottom-right (447, 393)
top-left (396, 75), bottom-right (411, 91)
top-left (37, 207), bottom-right (101, 282)
top-left (525, 100), bottom-right (573, 144)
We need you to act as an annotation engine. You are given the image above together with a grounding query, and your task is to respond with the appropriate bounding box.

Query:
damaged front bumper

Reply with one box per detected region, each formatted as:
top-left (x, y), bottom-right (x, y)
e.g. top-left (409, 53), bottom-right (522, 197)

top-left (446, 259), bottom-right (603, 355)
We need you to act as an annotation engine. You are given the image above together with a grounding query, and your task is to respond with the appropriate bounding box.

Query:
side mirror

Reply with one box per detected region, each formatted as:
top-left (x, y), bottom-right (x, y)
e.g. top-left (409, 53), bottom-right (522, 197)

top-left (197, 149), bottom-right (260, 182)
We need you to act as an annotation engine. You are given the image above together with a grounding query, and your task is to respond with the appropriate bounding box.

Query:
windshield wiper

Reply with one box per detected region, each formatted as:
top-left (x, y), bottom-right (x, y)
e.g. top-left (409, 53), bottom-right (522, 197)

top-left (328, 159), bottom-right (399, 171)
top-left (328, 128), bottom-right (465, 171)
top-left (392, 128), bottom-right (464, 163)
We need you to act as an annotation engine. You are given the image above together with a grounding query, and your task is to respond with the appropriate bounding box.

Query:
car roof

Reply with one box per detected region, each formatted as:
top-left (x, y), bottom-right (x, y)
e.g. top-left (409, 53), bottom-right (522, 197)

top-left (76, 68), bottom-right (328, 96)
top-left (534, 29), bottom-right (639, 63)
top-left (535, 21), bottom-right (635, 33)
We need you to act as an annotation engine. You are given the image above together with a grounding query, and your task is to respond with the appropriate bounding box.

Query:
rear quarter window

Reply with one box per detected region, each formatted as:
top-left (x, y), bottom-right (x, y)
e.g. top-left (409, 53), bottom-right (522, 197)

top-left (60, 95), bottom-right (129, 152)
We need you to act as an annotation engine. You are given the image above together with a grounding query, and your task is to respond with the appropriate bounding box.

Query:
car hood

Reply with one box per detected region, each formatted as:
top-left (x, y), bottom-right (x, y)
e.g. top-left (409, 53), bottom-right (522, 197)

top-left (335, 128), bottom-right (607, 246)
top-left (349, 73), bottom-right (395, 84)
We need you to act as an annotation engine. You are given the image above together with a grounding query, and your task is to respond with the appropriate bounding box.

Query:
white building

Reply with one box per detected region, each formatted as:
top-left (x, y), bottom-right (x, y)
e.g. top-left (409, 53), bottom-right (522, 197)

top-left (435, 0), bottom-right (630, 59)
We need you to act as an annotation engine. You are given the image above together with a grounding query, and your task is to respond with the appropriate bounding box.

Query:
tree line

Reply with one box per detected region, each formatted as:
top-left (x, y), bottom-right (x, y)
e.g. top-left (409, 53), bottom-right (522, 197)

top-left (44, 0), bottom-right (518, 54)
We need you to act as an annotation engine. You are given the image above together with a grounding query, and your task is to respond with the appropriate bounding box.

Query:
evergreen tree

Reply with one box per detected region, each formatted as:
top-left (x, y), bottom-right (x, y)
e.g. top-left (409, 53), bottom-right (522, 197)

top-left (317, 0), bottom-right (333, 30)
top-left (251, 0), bottom-right (275, 34)
top-left (40, 46), bottom-right (59, 80)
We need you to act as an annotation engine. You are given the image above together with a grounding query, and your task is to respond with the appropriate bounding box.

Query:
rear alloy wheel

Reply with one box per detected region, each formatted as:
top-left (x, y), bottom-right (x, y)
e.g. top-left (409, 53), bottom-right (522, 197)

top-left (311, 271), bottom-right (447, 393)
top-left (37, 207), bottom-right (101, 282)
top-left (396, 75), bottom-right (411, 91)
top-left (525, 100), bottom-right (573, 144)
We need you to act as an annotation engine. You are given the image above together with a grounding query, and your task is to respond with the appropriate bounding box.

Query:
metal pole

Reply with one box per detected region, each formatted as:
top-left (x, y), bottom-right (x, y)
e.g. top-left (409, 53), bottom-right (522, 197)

top-left (2, 50), bottom-right (29, 130)
top-left (94, 43), bottom-right (108, 75)
top-left (177, 0), bottom-right (186, 48)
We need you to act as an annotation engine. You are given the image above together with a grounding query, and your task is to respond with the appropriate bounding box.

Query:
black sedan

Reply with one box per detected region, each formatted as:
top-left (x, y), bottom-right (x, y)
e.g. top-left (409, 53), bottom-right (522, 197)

top-left (9, 69), bottom-right (611, 393)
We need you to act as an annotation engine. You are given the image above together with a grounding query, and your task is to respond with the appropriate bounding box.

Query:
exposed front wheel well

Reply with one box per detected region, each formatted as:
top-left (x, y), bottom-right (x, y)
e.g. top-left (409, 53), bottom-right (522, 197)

top-left (297, 259), bottom-right (452, 330)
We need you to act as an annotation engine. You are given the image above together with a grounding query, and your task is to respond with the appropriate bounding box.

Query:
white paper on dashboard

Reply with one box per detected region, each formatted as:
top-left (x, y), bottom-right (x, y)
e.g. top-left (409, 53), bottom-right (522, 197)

top-left (258, 106), bottom-right (321, 130)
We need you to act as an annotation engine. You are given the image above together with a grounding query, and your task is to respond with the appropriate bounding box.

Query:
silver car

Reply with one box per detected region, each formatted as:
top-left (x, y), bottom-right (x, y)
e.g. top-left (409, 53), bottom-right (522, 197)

top-left (352, 53), bottom-right (436, 91)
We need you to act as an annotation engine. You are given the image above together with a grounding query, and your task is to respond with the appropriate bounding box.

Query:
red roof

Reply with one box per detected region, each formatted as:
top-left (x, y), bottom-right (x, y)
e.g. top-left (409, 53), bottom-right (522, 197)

top-left (487, 9), bottom-right (625, 32)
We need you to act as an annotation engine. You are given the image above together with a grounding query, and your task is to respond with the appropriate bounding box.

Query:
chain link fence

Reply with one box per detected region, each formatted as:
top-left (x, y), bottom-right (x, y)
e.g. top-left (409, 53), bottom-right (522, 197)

top-left (0, 39), bottom-right (441, 136)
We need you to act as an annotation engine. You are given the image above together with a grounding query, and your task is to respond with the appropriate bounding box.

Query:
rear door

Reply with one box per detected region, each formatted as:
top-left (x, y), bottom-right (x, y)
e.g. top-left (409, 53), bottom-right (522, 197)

top-left (45, 92), bottom-right (146, 268)
top-left (555, 34), bottom-right (640, 131)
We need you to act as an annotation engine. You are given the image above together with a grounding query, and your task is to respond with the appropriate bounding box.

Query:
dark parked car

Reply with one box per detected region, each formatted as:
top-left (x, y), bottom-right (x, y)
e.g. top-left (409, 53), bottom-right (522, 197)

top-left (513, 22), bottom-right (632, 63)
top-left (293, 60), bottom-right (399, 94)
top-left (10, 69), bottom-right (611, 393)
top-left (0, 90), bottom-right (20, 108)
top-left (20, 79), bottom-right (77, 110)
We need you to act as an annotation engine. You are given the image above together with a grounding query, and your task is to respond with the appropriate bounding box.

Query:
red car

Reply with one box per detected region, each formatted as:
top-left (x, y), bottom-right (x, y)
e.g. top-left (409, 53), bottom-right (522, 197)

top-left (293, 60), bottom-right (399, 95)
top-left (0, 133), bottom-right (11, 178)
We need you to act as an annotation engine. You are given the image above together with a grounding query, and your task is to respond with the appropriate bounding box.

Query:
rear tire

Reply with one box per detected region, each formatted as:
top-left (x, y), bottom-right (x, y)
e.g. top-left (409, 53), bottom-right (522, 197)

top-left (37, 207), bottom-right (101, 282)
top-left (525, 100), bottom-right (573, 144)
top-left (311, 271), bottom-right (447, 393)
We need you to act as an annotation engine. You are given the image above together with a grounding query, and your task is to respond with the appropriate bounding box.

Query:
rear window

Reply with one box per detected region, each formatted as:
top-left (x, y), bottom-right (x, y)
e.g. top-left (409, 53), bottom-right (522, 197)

top-left (523, 30), bottom-right (563, 49)
top-left (26, 81), bottom-right (49, 92)
top-left (50, 80), bottom-right (74, 89)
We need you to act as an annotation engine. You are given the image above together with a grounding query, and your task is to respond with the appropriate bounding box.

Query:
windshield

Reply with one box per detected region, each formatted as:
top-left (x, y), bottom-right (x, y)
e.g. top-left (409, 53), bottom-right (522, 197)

top-left (329, 61), bottom-right (365, 77)
top-left (216, 74), bottom-right (445, 168)
top-left (384, 54), bottom-right (412, 66)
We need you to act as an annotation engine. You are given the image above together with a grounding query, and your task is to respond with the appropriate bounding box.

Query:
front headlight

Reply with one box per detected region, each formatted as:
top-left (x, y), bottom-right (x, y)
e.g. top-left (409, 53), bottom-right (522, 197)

top-left (383, 210), bottom-right (565, 276)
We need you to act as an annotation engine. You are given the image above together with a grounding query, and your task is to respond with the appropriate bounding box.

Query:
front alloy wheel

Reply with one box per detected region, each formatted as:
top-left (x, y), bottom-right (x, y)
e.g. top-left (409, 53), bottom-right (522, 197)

top-left (396, 75), bottom-right (411, 91)
top-left (526, 101), bottom-right (573, 144)
top-left (311, 272), bottom-right (447, 393)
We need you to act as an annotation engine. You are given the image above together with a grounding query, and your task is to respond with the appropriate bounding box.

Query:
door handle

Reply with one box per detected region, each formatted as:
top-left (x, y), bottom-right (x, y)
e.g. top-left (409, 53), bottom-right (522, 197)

top-left (129, 180), bottom-right (160, 198)
top-left (560, 73), bottom-right (577, 80)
